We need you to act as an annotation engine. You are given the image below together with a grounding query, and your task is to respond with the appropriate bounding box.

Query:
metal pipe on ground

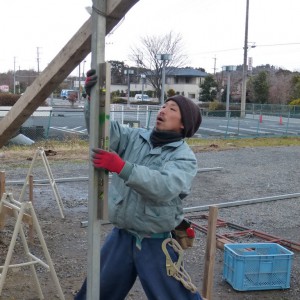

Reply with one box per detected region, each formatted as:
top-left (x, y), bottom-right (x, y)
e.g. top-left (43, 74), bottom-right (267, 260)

top-left (183, 193), bottom-right (300, 213)
top-left (6, 177), bottom-right (90, 185)
top-left (6, 168), bottom-right (222, 185)
top-left (197, 167), bottom-right (223, 173)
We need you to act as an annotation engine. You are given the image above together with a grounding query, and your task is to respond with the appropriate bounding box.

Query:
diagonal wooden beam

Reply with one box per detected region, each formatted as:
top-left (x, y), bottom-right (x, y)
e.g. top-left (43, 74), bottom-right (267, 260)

top-left (0, 0), bottom-right (139, 148)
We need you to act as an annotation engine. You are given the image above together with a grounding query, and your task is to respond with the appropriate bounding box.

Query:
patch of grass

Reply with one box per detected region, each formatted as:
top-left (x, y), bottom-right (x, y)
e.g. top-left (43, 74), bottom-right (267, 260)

top-left (1, 137), bottom-right (300, 159)
top-left (187, 136), bottom-right (300, 152)
top-left (1, 138), bottom-right (89, 162)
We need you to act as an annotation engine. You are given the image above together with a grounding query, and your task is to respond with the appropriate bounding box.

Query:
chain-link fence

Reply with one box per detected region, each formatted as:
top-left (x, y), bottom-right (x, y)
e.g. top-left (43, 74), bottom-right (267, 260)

top-left (0, 106), bottom-right (52, 143)
top-left (245, 103), bottom-right (300, 119)
top-left (1, 103), bottom-right (300, 144)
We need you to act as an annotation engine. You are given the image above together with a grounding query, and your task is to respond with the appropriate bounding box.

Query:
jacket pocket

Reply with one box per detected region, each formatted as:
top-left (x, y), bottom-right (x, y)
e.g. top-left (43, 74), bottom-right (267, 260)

top-left (108, 188), bottom-right (124, 223)
top-left (139, 205), bottom-right (178, 232)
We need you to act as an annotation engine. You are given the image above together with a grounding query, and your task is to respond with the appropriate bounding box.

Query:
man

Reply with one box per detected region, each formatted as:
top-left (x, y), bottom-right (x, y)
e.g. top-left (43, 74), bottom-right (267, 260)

top-left (75, 70), bottom-right (203, 300)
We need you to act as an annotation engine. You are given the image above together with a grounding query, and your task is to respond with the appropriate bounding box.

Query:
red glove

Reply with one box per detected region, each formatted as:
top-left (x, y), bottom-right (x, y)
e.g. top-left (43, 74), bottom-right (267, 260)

top-left (92, 149), bottom-right (125, 174)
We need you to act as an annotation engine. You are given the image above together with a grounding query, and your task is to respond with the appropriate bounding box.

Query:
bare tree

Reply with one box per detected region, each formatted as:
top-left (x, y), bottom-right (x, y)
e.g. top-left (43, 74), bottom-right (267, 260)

top-left (129, 31), bottom-right (187, 99)
top-left (268, 71), bottom-right (292, 104)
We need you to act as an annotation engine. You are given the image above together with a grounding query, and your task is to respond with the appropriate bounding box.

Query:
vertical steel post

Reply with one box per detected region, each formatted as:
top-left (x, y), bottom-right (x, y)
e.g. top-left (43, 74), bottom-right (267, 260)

top-left (78, 63), bottom-right (81, 102)
top-left (127, 71), bottom-right (130, 107)
top-left (87, 1), bottom-right (108, 299)
top-left (161, 60), bottom-right (166, 105)
top-left (141, 74), bottom-right (145, 101)
top-left (226, 72), bottom-right (230, 118)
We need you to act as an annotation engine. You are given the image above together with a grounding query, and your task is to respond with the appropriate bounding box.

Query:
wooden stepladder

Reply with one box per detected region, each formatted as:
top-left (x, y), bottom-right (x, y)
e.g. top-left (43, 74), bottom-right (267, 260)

top-left (19, 147), bottom-right (65, 218)
top-left (0, 192), bottom-right (65, 299)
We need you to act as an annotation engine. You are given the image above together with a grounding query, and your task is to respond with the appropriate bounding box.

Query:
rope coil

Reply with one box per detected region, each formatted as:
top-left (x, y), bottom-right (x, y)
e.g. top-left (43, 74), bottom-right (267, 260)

top-left (162, 238), bottom-right (198, 293)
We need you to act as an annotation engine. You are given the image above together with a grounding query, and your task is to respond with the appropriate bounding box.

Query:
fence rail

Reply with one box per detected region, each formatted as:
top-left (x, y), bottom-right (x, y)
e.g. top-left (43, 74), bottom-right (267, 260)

top-left (1, 103), bottom-right (300, 144)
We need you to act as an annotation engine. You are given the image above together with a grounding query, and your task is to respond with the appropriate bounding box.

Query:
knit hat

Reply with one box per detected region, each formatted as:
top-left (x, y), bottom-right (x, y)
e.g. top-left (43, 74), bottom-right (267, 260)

top-left (166, 95), bottom-right (202, 138)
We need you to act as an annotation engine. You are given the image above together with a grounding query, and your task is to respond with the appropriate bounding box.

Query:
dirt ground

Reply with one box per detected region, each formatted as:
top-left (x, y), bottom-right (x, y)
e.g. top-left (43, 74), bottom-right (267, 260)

top-left (0, 145), bottom-right (299, 299)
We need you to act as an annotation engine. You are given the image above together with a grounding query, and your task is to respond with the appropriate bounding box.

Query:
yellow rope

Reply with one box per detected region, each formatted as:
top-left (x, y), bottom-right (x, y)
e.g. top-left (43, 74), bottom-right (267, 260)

top-left (162, 238), bottom-right (198, 293)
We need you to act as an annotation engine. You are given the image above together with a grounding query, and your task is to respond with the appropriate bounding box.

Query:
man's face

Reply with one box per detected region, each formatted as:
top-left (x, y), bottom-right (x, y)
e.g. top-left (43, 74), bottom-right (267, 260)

top-left (155, 100), bottom-right (184, 133)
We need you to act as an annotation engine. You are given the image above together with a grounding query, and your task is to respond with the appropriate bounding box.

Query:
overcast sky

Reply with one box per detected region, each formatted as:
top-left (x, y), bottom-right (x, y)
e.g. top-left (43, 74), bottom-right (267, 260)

top-left (1, 0), bottom-right (300, 76)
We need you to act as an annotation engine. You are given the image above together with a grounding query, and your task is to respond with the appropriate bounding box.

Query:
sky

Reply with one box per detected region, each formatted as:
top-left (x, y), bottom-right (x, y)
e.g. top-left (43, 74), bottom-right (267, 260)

top-left (1, 0), bottom-right (300, 76)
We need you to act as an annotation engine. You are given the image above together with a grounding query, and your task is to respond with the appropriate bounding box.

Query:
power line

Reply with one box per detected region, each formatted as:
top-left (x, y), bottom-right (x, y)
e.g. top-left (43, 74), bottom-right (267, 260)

top-left (189, 42), bottom-right (300, 56)
top-left (256, 42), bottom-right (300, 47)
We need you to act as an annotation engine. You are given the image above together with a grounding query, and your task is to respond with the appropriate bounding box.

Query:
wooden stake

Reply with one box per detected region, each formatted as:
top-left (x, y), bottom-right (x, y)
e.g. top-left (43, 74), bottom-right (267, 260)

top-left (202, 206), bottom-right (218, 300)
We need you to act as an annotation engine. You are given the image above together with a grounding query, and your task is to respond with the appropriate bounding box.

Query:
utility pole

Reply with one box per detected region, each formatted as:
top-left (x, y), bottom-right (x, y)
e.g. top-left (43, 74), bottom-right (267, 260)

top-left (157, 54), bottom-right (172, 105)
top-left (78, 63), bottom-right (81, 101)
top-left (222, 65), bottom-right (237, 118)
top-left (213, 56), bottom-right (217, 75)
top-left (36, 47), bottom-right (40, 74)
top-left (241, 0), bottom-right (249, 118)
top-left (13, 57), bottom-right (16, 94)
top-left (141, 74), bottom-right (146, 100)
top-left (124, 68), bottom-right (134, 107)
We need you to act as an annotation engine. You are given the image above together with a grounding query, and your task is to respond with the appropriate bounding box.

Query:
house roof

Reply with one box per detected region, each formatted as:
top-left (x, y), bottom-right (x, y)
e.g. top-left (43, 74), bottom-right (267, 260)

top-left (166, 67), bottom-right (208, 77)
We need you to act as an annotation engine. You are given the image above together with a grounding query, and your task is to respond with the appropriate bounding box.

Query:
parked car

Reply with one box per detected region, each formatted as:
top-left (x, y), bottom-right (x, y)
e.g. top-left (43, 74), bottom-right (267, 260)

top-left (60, 89), bottom-right (78, 100)
top-left (134, 94), bottom-right (150, 101)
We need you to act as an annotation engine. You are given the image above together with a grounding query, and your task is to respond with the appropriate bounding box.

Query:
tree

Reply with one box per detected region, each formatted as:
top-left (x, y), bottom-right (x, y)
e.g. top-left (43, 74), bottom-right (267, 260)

top-left (290, 74), bottom-right (300, 100)
top-left (251, 71), bottom-right (269, 103)
top-left (130, 31), bottom-right (187, 100)
top-left (167, 88), bottom-right (176, 97)
top-left (268, 70), bottom-right (292, 104)
top-left (199, 74), bottom-right (218, 102)
top-left (109, 60), bottom-right (126, 85)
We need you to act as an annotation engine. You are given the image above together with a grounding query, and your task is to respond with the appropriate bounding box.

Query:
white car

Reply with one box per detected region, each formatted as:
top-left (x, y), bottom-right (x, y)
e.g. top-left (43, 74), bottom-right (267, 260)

top-left (134, 94), bottom-right (150, 101)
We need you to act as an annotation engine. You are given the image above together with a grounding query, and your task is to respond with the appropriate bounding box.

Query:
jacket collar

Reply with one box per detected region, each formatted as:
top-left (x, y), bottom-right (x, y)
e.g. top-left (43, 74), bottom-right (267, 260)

top-left (140, 130), bottom-right (184, 150)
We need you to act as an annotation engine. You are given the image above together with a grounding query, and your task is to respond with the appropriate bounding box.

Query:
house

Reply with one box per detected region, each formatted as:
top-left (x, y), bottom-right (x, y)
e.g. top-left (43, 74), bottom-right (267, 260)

top-left (165, 67), bottom-right (208, 100)
top-left (111, 67), bottom-right (208, 101)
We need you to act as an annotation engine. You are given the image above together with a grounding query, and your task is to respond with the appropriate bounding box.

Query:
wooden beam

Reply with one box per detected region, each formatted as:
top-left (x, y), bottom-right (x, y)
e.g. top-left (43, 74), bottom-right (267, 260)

top-left (0, 0), bottom-right (139, 148)
top-left (202, 206), bottom-right (218, 300)
top-left (0, 205), bottom-right (33, 226)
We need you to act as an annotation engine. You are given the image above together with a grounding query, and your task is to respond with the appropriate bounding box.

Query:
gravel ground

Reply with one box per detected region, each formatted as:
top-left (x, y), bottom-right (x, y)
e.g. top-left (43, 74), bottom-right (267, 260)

top-left (0, 145), bottom-right (299, 299)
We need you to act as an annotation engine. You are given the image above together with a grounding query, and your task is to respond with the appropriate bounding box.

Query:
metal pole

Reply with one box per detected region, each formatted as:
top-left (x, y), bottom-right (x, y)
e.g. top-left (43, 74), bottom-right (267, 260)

top-left (183, 192), bottom-right (300, 213)
top-left (241, 0), bottom-right (249, 118)
top-left (13, 57), bottom-right (16, 94)
top-left (141, 74), bottom-right (145, 101)
top-left (161, 60), bottom-right (166, 105)
top-left (50, 92), bottom-right (54, 107)
top-left (226, 72), bottom-right (230, 118)
top-left (83, 60), bottom-right (86, 79)
top-left (127, 70), bottom-right (130, 107)
top-left (78, 63), bottom-right (81, 102)
top-left (87, 1), bottom-right (107, 299)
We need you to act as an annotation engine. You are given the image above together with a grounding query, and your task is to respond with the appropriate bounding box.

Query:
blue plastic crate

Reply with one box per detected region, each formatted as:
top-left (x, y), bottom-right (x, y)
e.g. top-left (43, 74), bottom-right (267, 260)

top-left (223, 243), bottom-right (294, 291)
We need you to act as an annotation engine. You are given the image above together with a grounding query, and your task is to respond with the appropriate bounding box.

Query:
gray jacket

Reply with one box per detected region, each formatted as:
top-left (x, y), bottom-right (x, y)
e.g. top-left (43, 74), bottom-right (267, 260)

top-left (109, 121), bottom-right (198, 235)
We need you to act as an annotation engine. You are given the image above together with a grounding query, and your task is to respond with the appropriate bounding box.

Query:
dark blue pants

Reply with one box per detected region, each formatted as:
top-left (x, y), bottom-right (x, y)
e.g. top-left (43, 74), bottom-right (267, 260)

top-left (75, 228), bottom-right (203, 300)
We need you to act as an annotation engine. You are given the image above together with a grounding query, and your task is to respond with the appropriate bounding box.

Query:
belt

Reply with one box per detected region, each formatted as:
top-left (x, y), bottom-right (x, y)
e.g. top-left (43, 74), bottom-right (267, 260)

top-left (126, 230), bottom-right (171, 250)
top-left (146, 232), bottom-right (171, 239)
